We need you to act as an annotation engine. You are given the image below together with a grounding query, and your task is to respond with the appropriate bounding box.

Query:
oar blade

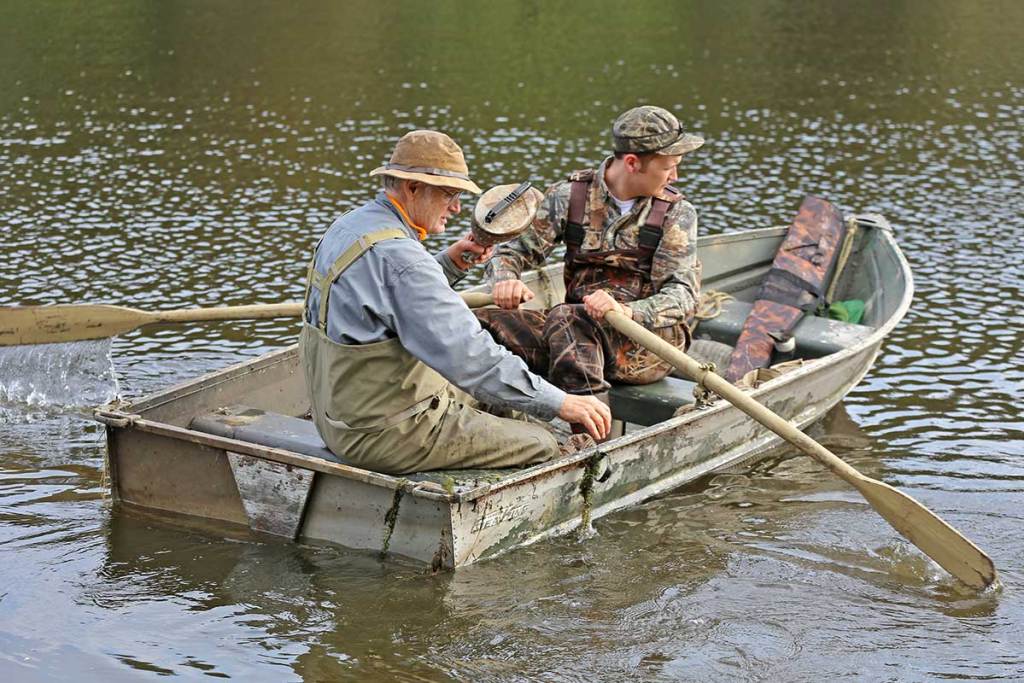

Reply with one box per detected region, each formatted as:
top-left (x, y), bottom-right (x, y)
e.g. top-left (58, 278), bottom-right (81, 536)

top-left (0, 305), bottom-right (152, 346)
top-left (854, 475), bottom-right (997, 589)
top-left (603, 310), bottom-right (998, 590)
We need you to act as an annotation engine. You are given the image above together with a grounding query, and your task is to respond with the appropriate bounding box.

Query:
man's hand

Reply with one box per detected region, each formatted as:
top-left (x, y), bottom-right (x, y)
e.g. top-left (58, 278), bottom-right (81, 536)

top-left (492, 279), bottom-right (535, 309)
top-left (558, 394), bottom-right (612, 441)
top-left (583, 290), bottom-right (632, 322)
top-left (447, 233), bottom-right (494, 271)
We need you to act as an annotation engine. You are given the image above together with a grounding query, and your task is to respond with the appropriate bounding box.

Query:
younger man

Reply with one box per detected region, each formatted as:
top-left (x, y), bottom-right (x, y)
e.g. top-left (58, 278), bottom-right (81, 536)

top-left (476, 106), bottom-right (703, 416)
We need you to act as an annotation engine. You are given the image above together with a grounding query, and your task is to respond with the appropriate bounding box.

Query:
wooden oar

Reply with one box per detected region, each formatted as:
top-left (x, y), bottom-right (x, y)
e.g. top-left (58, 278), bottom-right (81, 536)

top-left (458, 291), bottom-right (498, 309)
top-left (604, 310), bottom-right (998, 590)
top-left (0, 291), bottom-right (499, 347)
top-left (0, 303), bottom-right (305, 346)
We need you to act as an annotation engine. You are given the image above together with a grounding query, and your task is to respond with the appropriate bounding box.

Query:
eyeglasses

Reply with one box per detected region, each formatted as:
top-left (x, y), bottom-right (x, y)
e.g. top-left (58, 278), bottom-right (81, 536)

top-left (436, 187), bottom-right (463, 206)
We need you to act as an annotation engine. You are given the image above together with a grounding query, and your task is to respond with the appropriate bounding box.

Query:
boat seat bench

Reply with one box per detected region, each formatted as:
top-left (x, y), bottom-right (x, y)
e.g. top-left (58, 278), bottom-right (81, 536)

top-left (192, 406), bottom-right (347, 465)
top-left (693, 299), bottom-right (873, 358)
top-left (608, 300), bottom-right (873, 426)
top-left (610, 377), bottom-right (697, 426)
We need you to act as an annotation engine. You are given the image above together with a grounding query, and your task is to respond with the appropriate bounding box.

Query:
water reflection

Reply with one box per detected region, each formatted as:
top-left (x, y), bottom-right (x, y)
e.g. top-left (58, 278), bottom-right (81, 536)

top-left (81, 400), bottom-right (1009, 679)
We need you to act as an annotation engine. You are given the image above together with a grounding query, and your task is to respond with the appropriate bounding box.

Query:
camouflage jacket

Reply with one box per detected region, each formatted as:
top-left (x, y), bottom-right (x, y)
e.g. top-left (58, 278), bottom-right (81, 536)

top-left (486, 157), bottom-right (701, 329)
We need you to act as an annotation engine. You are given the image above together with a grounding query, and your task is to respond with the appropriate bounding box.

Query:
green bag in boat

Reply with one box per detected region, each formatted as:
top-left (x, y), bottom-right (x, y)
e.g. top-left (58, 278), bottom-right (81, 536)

top-left (828, 299), bottom-right (865, 324)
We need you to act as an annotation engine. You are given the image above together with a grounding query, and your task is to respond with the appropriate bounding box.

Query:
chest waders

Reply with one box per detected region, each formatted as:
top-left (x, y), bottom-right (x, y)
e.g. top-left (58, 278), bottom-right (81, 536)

top-left (300, 228), bottom-right (557, 475)
top-left (300, 228), bottom-right (454, 473)
top-left (561, 169), bottom-right (693, 363)
top-left (561, 169), bottom-right (681, 306)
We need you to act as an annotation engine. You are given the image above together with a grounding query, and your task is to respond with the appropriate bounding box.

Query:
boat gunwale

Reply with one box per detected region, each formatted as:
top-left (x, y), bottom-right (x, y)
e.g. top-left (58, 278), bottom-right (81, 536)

top-left (101, 223), bottom-right (913, 506)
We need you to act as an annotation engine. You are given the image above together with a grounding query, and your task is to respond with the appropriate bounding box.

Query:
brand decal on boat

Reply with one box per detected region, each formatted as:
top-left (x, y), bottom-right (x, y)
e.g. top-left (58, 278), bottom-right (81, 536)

top-left (471, 503), bottom-right (526, 532)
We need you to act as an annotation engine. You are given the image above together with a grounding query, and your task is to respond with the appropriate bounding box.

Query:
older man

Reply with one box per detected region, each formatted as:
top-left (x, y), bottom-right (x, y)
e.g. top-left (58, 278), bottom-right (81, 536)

top-left (300, 130), bottom-right (610, 475)
top-left (475, 106), bottom-right (703, 425)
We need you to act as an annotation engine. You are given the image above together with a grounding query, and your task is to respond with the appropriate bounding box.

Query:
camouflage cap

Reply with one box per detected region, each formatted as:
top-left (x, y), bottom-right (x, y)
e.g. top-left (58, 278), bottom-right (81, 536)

top-left (612, 105), bottom-right (704, 156)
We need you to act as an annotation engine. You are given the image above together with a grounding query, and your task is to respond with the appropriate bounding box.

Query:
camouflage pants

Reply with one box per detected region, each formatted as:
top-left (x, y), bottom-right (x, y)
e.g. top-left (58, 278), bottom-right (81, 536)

top-left (475, 304), bottom-right (689, 395)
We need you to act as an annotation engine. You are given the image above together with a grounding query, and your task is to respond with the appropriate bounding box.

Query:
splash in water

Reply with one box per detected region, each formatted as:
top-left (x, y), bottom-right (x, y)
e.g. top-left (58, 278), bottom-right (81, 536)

top-left (0, 339), bottom-right (120, 413)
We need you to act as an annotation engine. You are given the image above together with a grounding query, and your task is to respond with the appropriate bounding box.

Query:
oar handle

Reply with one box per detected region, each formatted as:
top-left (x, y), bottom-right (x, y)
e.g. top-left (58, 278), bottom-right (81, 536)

top-left (153, 303), bottom-right (304, 323)
top-left (459, 292), bottom-right (495, 309)
top-left (604, 311), bottom-right (862, 481)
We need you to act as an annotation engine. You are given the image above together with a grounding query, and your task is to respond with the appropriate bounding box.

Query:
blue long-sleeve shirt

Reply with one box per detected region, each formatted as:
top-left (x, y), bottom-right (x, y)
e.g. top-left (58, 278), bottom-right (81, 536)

top-left (305, 192), bottom-right (566, 420)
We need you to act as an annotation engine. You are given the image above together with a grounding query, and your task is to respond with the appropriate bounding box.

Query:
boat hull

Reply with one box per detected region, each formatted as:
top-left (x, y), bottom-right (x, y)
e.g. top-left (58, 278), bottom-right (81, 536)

top-left (98, 220), bottom-right (912, 568)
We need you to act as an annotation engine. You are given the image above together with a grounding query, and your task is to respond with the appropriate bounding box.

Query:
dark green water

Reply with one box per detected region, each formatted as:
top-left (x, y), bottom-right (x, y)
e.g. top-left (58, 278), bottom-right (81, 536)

top-left (2, 1), bottom-right (1022, 680)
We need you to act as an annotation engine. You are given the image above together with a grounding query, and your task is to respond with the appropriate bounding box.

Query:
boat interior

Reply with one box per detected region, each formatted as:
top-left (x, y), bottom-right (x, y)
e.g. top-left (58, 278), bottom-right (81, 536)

top-left (177, 219), bottom-right (900, 492)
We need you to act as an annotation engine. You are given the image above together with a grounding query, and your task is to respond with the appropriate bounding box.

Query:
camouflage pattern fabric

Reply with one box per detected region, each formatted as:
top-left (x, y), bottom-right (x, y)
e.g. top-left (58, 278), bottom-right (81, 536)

top-left (612, 105), bottom-right (704, 156)
top-left (721, 299), bottom-right (804, 384)
top-left (723, 196), bottom-right (845, 383)
top-left (481, 158), bottom-right (700, 394)
top-left (486, 158), bottom-right (702, 331)
top-left (476, 304), bottom-right (689, 395)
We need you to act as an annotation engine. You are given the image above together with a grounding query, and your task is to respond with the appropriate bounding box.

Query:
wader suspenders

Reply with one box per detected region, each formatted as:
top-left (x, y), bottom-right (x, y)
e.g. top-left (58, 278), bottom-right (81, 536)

top-left (562, 170), bottom-right (679, 276)
top-left (304, 228), bottom-right (407, 330)
top-left (636, 187), bottom-right (677, 273)
top-left (562, 170), bottom-right (593, 269)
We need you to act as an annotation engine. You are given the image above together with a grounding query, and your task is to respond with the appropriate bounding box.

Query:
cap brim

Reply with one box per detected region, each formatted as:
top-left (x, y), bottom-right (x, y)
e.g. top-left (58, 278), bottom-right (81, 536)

top-left (660, 134), bottom-right (705, 156)
top-left (369, 167), bottom-right (482, 194)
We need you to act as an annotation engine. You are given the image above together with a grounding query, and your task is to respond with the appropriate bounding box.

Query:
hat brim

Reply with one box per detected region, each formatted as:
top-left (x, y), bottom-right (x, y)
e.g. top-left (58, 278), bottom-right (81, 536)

top-left (660, 134), bottom-right (705, 156)
top-left (369, 167), bottom-right (482, 194)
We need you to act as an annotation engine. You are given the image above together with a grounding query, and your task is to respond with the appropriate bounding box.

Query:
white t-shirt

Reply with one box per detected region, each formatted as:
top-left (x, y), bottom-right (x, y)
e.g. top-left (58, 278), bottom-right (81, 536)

top-left (611, 195), bottom-right (636, 215)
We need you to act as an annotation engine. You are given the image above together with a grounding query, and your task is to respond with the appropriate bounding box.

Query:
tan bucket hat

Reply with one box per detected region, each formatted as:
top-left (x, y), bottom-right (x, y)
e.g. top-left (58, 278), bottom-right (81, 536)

top-left (471, 183), bottom-right (544, 246)
top-left (369, 130), bottom-right (482, 194)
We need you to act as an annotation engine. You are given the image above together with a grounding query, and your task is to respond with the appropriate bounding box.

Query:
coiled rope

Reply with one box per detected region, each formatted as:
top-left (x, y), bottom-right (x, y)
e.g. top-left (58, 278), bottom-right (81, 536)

top-left (690, 290), bottom-right (733, 331)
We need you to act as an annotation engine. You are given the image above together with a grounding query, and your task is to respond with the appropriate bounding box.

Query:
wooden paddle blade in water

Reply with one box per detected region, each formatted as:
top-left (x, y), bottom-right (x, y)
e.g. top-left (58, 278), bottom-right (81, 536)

top-left (0, 304), bottom-right (154, 345)
top-left (740, 395), bottom-right (999, 590)
top-left (604, 310), bottom-right (999, 590)
top-left (849, 474), bottom-right (997, 590)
